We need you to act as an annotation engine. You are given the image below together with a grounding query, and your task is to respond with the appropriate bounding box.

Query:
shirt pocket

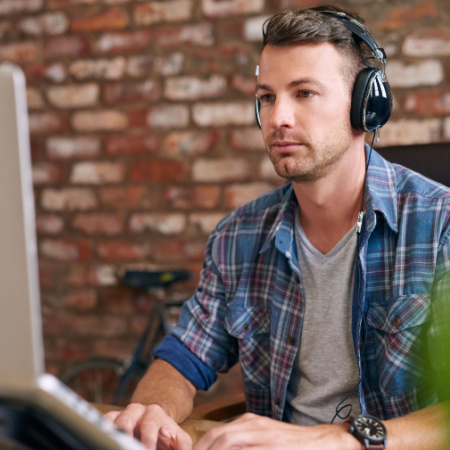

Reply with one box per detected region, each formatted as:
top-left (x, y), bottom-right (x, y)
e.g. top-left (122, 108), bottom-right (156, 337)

top-left (225, 306), bottom-right (270, 389)
top-left (366, 293), bottom-right (431, 396)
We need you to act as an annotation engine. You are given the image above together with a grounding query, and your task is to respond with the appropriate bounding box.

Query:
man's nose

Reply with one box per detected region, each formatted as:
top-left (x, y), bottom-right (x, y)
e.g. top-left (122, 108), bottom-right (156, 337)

top-left (269, 99), bottom-right (295, 129)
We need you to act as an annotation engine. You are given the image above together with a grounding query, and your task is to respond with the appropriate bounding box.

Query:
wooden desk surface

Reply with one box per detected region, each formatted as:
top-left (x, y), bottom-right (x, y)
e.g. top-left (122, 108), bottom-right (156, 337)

top-left (92, 403), bottom-right (222, 445)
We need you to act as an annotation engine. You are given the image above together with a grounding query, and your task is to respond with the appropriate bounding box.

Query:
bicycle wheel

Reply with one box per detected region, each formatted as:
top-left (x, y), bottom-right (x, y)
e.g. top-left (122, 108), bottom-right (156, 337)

top-left (60, 357), bottom-right (139, 407)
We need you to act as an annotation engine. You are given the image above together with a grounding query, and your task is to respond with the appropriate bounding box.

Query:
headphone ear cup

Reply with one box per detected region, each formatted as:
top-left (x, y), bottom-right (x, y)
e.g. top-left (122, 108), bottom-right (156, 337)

top-left (351, 67), bottom-right (393, 132)
top-left (255, 97), bottom-right (261, 129)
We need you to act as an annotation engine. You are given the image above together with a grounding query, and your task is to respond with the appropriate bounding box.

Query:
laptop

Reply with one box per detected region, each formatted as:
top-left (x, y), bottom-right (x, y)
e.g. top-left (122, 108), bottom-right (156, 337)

top-left (0, 62), bottom-right (145, 449)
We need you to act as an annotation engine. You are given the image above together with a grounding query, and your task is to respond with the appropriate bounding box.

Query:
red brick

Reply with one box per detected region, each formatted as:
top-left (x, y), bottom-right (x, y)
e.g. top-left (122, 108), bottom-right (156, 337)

top-left (27, 87), bottom-right (45, 109)
top-left (127, 53), bottom-right (184, 77)
top-left (41, 188), bottom-right (97, 211)
top-left (133, 1), bottom-right (192, 25)
top-left (70, 161), bottom-right (125, 184)
top-left (192, 101), bottom-right (254, 127)
top-left (36, 213), bottom-right (64, 235)
top-left (40, 238), bottom-right (92, 261)
top-left (192, 157), bottom-right (251, 182)
top-left (32, 161), bottom-right (65, 185)
top-left (97, 30), bottom-right (152, 55)
top-left (403, 29), bottom-right (450, 57)
top-left (164, 74), bottom-right (226, 100)
top-left (404, 91), bottom-right (450, 116)
top-left (164, 130), bottom-right (221, 156)
top-left (55, 340), bottom-right (93, 362)
top-left (47, 83), bottom-right (99, 108)
top-left (188, 212), bottom-right (225, 234)
top-left (129, 107), bottom-right (148, 127)
top-left (230, 127), bottom-right (265, 151)
top-left (154, 24), bottom-right (214, 47)
top-left (71, 7), bottom-right (128, 32)
top-left (18, 12), bottom-right (69, 36)
top-left (44, 35), bottom-right (92, 59)
top-left (153, 238), bottom-right (207, 262)
top-left (386, 60), bottom-right (443, 88)
top-left (38, 260), bottom-right (63, 287)
top-left (0, 41), bottom-right (40, 63)
top-left (0, 0), bottom-right (43, 15)
top-left (56, 289), bottom-right (98, 311)
top-left (379, 118), bottom-right (441, 146)
top-left (260, 158), bottom-right (284, 181)
top-left (97, 287), bottom-right (139, 315)
top-left (23, 62), bottom-right (66, 83)
top-left (128, 213), bottom-right (186, 234)
top-left (146, 104), bottom-right (189, 128)
top-left (202, 0), bottom-right (264, 18)
top-left (373, 1), bottom-right (439, 30)
top-left (72, 213), bottom-right (124, 236)
top-left (103, 80), bottom-right (161, 104)
top-left (69, 315), bottom-right (127, 337)
top-left (163, 185), bottom-right (221, 209)
top-left (70, 57), bottom-right (126, 80)
top-left (188, 47), bottom-right (252, 74)
top-left (96, 240), bottom-right (151, 261)
top-left (100, 186), bottom-right (158, 210)
top-left (30, 136), bottom-right (46, 160)
top-left (65, 263), bottom-right (117, 287)
top-left (42, 310), bottom-right (68, 336)
top-left (72, 110), bottom-right (128, 132)
top-left (225, 182), bottom-right (273, 208)
top-left (231, 73), bottom-right (257, 96)
top-left (29, 112), bottom-right (68, 134)
top-left (105, 134), bottom-right (160, 156)
top-left (47, 136), bottom-right (101, 159)
top-left (0, 20), bottom-right (12, 40)
top-left (129, 159), bottom-right (188, 183)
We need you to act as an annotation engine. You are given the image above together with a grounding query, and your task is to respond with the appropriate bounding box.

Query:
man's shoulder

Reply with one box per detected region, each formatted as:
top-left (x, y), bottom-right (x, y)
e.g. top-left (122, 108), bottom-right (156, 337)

top-left (392, 163), bottom-right (450, 200)
top-left (371, 150), bottom-right (450, 201)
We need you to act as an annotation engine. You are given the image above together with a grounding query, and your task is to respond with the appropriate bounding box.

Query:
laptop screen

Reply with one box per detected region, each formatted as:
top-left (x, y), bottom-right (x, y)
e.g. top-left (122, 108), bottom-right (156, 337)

top-left (0, 62), bottom-right (45, 388)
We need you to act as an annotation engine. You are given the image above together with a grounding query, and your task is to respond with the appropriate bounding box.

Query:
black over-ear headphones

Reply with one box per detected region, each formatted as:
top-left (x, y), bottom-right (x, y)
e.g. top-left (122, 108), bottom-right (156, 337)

top-left (255, 10), bottom-right (393, 132)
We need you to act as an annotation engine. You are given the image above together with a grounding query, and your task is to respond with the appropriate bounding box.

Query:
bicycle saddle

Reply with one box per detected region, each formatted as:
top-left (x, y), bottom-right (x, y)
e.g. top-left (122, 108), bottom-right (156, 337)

top-left (119, 270), bottom-right (194, 290)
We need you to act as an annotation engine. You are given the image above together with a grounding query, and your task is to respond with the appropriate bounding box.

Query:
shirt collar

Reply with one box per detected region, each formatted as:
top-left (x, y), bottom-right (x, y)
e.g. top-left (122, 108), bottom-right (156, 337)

top-left (364, 145), bottom-right (399, 234)
top-left (260, 144), bottom-right (399, 254)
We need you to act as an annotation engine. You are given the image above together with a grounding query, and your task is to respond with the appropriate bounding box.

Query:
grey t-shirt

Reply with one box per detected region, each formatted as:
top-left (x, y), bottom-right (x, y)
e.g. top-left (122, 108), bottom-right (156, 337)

top-left (285, 210), bottom-right (361, 425)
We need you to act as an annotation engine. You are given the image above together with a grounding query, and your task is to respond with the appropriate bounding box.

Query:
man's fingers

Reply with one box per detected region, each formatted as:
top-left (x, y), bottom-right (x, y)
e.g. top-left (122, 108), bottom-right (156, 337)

top-left (111, 403), bottom-right (147, 436)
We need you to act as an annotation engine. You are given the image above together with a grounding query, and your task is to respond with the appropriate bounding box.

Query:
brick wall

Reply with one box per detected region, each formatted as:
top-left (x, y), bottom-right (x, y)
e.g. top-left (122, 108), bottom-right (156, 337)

top-left (0, 0), bottom-right (449, 376)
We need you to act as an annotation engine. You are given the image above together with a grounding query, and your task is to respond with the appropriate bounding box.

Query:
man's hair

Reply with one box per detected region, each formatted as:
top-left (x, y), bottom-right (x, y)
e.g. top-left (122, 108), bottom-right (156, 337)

top-left (262, 5), bottom-right (373, 91)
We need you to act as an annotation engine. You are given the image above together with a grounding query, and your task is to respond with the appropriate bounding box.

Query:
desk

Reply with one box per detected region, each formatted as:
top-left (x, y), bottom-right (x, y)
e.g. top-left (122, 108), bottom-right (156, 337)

top-left (92, 403), bottom-right (222, 445)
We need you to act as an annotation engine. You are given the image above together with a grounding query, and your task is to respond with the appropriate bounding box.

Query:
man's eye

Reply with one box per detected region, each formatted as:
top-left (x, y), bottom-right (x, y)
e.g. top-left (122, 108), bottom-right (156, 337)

top-left (298, 91), bottom-right (314, 98)
top-left (260, 94), bottom-right (274, 103)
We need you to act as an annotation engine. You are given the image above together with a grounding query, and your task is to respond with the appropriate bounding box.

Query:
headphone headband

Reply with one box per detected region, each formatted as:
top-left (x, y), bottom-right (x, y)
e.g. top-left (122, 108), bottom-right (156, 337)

top-left (319, 11), bottom-right (387, 67)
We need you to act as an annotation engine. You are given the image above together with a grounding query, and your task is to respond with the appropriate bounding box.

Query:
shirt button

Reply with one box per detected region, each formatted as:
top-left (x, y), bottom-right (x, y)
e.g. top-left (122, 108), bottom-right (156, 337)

top-left (286, 337), bottom-right (296, 346)
top-left (394, 317), bottom-right (401, 326)
top-left (242, 324), bottom-right (249, 332)
top-left (274, 397), bottom-right (281, 406)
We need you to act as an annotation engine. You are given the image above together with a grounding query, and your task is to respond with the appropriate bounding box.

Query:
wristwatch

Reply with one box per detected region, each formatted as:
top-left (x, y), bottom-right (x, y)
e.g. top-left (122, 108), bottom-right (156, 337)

top-left (349, 414), bottom-right (387, 449)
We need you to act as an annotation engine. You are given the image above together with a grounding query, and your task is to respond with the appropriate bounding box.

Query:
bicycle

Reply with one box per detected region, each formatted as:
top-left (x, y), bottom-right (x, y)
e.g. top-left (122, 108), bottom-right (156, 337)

top-left (60, 269), bottom-right (194, 407)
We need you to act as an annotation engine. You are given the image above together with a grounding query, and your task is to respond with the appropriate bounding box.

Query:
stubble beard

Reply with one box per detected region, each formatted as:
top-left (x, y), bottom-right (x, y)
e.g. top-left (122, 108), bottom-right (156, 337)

top-left (265, 130), bottom-right (352, 183)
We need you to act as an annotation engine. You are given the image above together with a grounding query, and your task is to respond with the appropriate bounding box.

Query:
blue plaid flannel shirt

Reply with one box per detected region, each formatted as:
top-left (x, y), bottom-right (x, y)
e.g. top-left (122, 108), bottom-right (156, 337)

top-left (155, 148), bottom-right (450, 421)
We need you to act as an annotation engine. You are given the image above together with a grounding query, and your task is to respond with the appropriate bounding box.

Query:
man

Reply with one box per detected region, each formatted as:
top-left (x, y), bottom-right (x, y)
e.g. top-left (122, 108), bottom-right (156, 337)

top-left (105, 6), bottom-right (450, 449)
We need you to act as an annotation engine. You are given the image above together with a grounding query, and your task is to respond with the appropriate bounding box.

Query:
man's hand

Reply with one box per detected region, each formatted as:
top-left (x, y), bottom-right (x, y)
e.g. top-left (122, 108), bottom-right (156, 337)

top-left (193, 413), bottom-right (362, 450)
top-left (104, 403), bottom-right (192, 450)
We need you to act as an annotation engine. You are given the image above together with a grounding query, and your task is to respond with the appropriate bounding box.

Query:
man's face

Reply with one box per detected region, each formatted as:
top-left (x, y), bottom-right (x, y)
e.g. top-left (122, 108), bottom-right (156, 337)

top-left (256, 42), bottom-right (357, 183)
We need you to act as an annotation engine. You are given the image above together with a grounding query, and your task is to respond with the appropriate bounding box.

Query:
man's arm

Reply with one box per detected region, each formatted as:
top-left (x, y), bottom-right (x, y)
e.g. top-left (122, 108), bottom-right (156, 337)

top-left (194, 402), bottom-right (449, 450)
top-left (104, 359), bottom-right (196, 450)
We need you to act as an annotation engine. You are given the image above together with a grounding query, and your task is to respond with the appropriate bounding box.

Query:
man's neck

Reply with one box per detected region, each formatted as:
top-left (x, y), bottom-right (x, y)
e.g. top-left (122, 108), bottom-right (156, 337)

top-left (292, 142), bottom-right (367, 254)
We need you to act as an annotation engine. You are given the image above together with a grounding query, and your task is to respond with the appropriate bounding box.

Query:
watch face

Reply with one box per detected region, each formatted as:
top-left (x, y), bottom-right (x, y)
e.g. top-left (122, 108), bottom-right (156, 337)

top-left (354, 415), bottom-right (386, 440)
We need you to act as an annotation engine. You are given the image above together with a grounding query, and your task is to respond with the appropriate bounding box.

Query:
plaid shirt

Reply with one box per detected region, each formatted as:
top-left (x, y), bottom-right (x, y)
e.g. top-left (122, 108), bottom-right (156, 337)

top-left (158, 149), bottom-right (450, 421)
